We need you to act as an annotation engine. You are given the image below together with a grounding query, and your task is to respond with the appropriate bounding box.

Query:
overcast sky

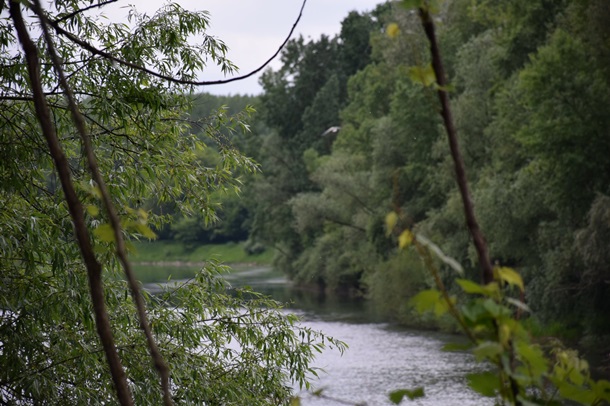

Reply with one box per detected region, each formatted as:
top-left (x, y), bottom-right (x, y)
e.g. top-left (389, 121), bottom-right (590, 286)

top-left (104, 1), bottom-right (383, 95)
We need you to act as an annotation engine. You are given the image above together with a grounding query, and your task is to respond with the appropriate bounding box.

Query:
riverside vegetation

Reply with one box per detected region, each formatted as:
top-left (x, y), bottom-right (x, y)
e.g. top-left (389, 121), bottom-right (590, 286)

top-left (2, 0), bottom-right (610, 404)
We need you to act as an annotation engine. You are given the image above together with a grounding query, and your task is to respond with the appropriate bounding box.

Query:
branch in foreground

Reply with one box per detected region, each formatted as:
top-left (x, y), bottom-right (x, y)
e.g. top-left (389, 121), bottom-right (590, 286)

top-left (8, 2), bottom-right (134, 405)
top-left (417, 7), bottom-right (494, 285)
top-left (33, 0), bottom-right (173, 404)
top-left (48, 0), bottom-right (308, 87)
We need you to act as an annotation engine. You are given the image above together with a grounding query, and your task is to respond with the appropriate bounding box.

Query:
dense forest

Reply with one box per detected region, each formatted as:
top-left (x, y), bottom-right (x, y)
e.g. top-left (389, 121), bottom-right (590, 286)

top-left (2, 0), bottom-right (610, 403)
top-left (182, 0), bottom-right (610, 366)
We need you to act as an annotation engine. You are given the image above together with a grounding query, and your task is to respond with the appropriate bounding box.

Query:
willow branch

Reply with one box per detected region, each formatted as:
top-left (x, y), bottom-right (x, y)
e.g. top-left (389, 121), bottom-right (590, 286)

top-left (32, 1), bottom-right (174, 404)
top-left (418, 7), bottom-right (494, 285)
top-left (48, 0), bottom-right (307, 87)
top-left (8, 2), bottom-right (133, 405)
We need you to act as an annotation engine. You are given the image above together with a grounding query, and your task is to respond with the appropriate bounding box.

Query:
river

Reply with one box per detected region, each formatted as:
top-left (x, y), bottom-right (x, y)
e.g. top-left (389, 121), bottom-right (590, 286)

top-left (222, 266), bottom-right (489, 406)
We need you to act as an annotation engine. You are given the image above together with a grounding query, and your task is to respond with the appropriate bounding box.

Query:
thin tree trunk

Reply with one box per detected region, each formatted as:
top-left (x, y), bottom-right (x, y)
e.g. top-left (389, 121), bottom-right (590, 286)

top-left (418, 7), bottom-right (494, 285)
top-left (9, 3), bottom-right (134, 405)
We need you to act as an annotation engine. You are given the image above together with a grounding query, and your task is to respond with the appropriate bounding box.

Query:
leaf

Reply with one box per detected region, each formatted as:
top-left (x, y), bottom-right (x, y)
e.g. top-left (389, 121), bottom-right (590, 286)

top-left (399, 229), bottom-right (413, 249)
top-left (416, 234), bottom-right (464, 274)
top-left (386, 212), bottom-right (398, 236)
top-left (456, 279), bottom-right (486, 295)
top-left (135, 223), bottom-right (157, 240)
top-left (466, 371), bottom-right (500, 397)
top-left (389, 387), bottom-right (425, 403)
top-left (93, 223), bottom-right (115, 243)
top-left (290, 397), bottom-right (301, 406)
top-left (86, 205), bottom-right (100, 217)
top-left (515, 341), bottom-right (548, 378)
top-left (407, 64), bottom-right (436, 87)
top-left (386, 22), bottom-right (400, 39)
top-left (496, 267), bottom-right (524, 292)
top-left (506, 297), bottom-right (531, 313)
top-left (399, 0), bottom-right (425, 10)
top-left (557, 381), bottom-right (596, 405)
top-left (409, 289), bottom-right (441, 314)
top-left (473, 341), bottom-right (504, 362)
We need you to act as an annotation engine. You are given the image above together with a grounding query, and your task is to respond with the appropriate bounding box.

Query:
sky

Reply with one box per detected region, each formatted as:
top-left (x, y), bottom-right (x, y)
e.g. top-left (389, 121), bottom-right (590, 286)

top-left (103, 0), bottom-right (384, 95)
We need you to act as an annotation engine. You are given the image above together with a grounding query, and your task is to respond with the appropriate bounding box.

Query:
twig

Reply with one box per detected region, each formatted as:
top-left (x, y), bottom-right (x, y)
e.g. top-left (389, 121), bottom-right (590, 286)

top-left (48, 0), bottom-right (308, 87)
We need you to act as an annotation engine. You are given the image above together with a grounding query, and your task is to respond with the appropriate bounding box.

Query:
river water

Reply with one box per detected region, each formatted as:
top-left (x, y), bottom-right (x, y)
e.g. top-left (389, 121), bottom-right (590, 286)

top-left (223, 266), bottom-right (490, 406)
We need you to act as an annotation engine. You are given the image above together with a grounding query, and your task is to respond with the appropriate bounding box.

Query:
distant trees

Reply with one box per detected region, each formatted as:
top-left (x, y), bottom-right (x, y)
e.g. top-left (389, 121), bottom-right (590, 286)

top-left (247, 0), bottom-right (610, 354)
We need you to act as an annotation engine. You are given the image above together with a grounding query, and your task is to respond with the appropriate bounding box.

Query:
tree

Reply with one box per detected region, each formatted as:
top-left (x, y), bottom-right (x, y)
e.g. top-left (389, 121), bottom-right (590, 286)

top-left (0, 0), bottom-right (340, 404)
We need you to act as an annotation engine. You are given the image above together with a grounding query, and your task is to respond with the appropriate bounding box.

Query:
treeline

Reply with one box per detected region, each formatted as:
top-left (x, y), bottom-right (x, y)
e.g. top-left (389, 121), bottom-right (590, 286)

top-left (242, 0), bottom-right (610, 346)
top-left (175, 0), bottom-right (610, 349)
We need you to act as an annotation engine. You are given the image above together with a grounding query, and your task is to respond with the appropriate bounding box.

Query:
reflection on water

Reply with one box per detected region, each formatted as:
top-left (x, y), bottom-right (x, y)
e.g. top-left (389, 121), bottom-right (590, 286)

top-left (226, 267), bottom-right (490, 406)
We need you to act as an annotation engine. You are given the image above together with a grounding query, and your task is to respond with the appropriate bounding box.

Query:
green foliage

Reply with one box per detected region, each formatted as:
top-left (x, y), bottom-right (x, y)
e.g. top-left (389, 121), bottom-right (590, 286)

top-left (0, 1), bottom-right (336, 403)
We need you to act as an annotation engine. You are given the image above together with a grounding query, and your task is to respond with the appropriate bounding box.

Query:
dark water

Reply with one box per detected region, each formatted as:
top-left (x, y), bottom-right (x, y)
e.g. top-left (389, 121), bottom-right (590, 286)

top-left (225, 267), bottom-right (490, 406)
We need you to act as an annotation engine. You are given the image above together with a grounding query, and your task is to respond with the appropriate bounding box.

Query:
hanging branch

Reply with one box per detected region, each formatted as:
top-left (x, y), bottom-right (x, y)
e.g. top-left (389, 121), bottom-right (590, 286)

top-left (417, 7), bottom-right (494, 285)
top-left (47, 0), bottom-right (308, 87)
top-left (31, 0), bottom-right (173, 404)
top-left (8, 2), bottom-right (134, 405)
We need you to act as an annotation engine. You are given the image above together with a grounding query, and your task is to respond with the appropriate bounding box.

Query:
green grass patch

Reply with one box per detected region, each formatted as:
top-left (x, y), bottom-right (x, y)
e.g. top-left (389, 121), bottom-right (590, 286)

top-left (129, 240), bottom-right (274, 264)
top-left (128, 240), bottom-right (274, 284)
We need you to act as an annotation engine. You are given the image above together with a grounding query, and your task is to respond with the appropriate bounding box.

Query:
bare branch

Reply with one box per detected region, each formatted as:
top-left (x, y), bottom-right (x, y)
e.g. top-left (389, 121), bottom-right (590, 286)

top-left (417, 8), bottom-right (494, 285)
top-left (47, 0), bottom-right (307, 87)
top-left (54, 0), bottom-right (119, 24)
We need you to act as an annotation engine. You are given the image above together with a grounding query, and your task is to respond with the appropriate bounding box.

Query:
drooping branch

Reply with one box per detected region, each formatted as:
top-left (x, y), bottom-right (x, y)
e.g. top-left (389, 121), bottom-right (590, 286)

top-left (48, 0), bottom-right (308, 87)
top-left (8, 2), bottom-right (134, 405)
top-left (417, 7), bottom-right (494, 285)
top-left (32, 0), bottom-right (174, 404)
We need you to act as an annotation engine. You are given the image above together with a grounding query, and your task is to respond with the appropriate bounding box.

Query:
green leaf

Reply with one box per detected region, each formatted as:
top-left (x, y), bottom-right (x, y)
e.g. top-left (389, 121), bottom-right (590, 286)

top-left (93, 223), bottom-right (115, 243)
top-left (389, 387), bottom-right (425, 403)
top-left (557, 381), bottom-right (596, 405)
top-left (515, 341), bottom-right (548, 378)
top-left (135, 223), bottom-right (157, 240)
top-left (407, 64), bottom-right (436, 87)
top-left (496, 267), bottom-right (524, 292)
top-left (399, 0), bottom-right (425, 10)
top-left (86, 204), bottom-right (100, 217)
top-left (409, 289), bottom-right (441, 314)
top-left (473, 341), bottom-right (504, 362)
top-left (456, 279), bottom-right (486, 295)
top-left (466, 371), bottom-right (501, 397)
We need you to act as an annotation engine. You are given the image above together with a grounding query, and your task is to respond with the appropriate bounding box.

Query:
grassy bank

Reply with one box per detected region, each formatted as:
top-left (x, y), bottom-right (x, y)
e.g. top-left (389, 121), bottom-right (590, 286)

top-left (128, 240), bottom-right (274, 284)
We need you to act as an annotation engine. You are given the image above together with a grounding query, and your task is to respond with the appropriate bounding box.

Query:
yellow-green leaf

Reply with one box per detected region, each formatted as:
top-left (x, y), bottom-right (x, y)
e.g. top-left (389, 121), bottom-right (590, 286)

top-left (93, 223), bottom-right (115, 243)
top-left (410, 289), bottom-right (441, 314)
top-left (407, 64), bottom-right (436, 87)
top-left (135, 223), bottom-right (157, 240)
top-left (399, 229), bottom-right (413, 249)
top-left (385, 212), bottom-right (398, 236)
top-left (86, 204), bottom-right (99, 217)
top-left (386, 22), bottom-right (400, 39)
top-left (496, 267), bottom-right (524, 292)
top-left (456, 279), bottom-right (486, 295)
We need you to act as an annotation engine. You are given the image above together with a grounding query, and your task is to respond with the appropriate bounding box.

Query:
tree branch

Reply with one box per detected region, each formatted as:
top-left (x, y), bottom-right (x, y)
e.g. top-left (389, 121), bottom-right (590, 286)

top-left (8, 2), bottom-right (134, 405)
top-left (32, 0), bottom-right (174, 404)
top-left (47, 0), bottom-right (307, 87)
top-left (418, 7), bottom-right (494, 285)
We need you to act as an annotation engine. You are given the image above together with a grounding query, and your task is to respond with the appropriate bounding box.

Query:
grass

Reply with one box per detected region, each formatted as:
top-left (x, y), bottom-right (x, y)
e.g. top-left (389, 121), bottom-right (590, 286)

top-left (128, 240), bottom-right (274, 284)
